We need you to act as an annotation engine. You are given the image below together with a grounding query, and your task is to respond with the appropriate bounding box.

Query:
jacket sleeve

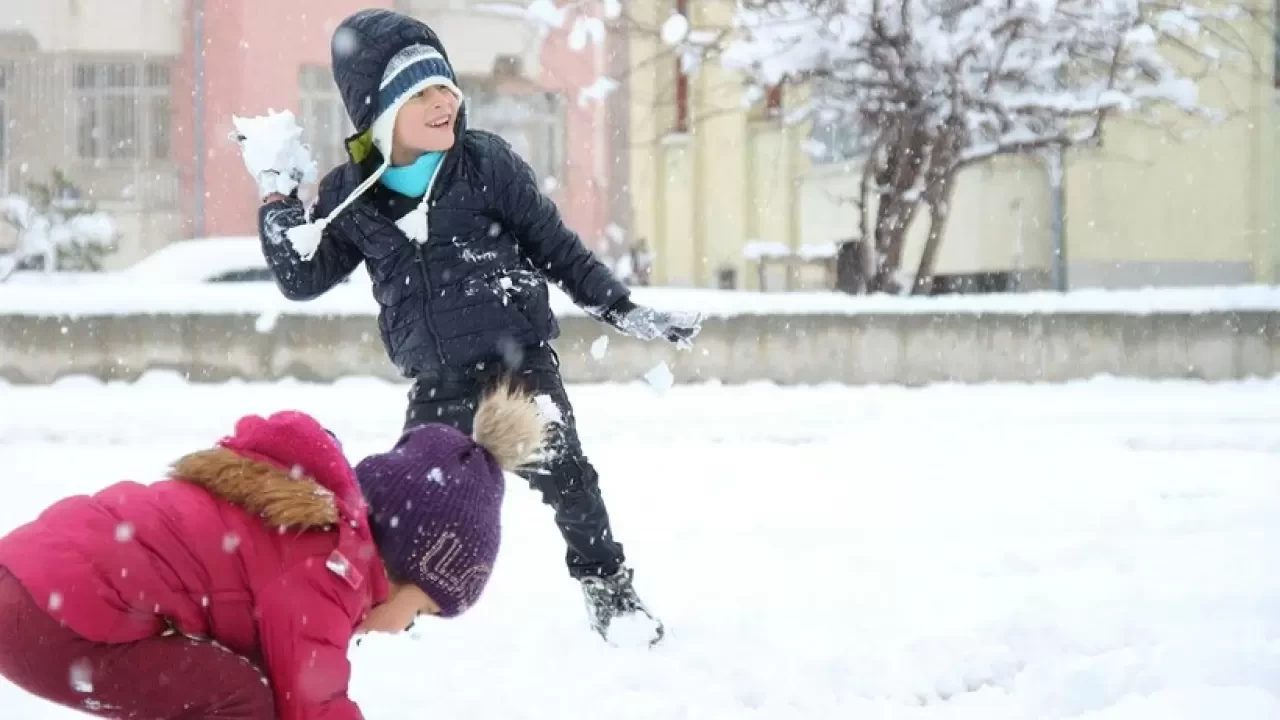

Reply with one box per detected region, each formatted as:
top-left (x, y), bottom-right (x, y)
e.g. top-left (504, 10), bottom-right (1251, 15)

top-left (257, 169), bottom-right (365, 302)
top-left (255, 563), bottom-right (366, 720)
top-left (485, 133), bottom-right (630, 314)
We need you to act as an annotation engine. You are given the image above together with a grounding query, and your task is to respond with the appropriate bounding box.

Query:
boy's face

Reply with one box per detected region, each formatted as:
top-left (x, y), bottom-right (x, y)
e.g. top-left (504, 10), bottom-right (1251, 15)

top-left (392, 85), bottom-right (460, 156)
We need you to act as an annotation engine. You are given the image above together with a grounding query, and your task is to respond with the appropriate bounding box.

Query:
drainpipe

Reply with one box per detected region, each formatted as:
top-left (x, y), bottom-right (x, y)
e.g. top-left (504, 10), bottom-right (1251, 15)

top-left (1047, 146), bottom-right (1067, 291)
top-left (192, 0), bottom-right (206, 239)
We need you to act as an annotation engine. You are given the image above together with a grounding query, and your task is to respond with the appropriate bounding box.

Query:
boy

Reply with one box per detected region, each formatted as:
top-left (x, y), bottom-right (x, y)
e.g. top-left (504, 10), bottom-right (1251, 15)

top-left (241, 8), bottom-right (700, 646)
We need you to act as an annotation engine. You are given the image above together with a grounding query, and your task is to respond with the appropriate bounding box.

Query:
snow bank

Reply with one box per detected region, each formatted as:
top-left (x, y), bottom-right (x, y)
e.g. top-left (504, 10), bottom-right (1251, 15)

top-left (3, 282), bottom-right (1280, 318)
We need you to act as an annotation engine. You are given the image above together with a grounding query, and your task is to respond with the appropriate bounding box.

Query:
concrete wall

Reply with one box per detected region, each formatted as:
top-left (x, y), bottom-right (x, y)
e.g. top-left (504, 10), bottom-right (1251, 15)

top-left (2, 311), bottom-right (1275, 385)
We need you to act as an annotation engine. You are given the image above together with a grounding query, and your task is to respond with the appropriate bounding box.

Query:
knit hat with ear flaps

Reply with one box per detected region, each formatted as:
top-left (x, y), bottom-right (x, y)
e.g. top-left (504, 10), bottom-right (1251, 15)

top-left (370, 44), bottom-right (461, 156)
top-left (354, 382), bottom-right (548, 618)
top-left (285, 41), bottom-right (463, 251)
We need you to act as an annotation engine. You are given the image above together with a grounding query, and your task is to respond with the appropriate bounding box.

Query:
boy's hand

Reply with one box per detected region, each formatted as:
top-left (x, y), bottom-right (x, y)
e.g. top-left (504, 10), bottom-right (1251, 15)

top-left (230, 110), bottom-right (318, 200)
top-left (603, 298), bottom-right (703, 349)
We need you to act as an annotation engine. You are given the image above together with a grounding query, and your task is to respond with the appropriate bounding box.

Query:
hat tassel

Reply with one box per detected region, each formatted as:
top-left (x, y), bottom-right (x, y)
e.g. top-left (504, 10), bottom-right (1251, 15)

top-left (285, 218), bottom-right (328, 261)
top-left (284, 158), bottom-right (389, 261)
top-left (395, 200), bottom-right (430, 243)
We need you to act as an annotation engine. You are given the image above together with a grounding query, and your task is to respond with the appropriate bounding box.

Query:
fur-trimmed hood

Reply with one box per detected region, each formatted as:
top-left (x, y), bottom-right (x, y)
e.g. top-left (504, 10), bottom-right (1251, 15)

top-left (170, 447), bottom-right (341, 529)
top-left (169, 409), bottom-right (366, 531)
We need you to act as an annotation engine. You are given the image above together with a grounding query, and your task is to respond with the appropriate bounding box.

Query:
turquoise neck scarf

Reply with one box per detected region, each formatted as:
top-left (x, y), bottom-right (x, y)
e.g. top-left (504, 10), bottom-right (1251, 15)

top-left (380, 151), bottom-right (444, 198)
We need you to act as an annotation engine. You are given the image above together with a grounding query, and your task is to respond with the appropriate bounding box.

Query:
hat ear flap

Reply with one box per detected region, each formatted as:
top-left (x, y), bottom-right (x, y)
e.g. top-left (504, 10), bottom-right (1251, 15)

top-left (346, 128), bottom-right (375, 164)
top-left (371, 104), bottom-right (400, 158)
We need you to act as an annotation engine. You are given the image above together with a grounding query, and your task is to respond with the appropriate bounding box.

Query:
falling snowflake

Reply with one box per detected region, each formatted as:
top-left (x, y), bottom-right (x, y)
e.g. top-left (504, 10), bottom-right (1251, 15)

top-left (332, 27), bottom-right (360, 58)
top-left (534, 395), bottom-right (563, 425)
top-left (69, 659), bottom-right (94, 693)
top-left (590, 335), bottom-right (609, 360)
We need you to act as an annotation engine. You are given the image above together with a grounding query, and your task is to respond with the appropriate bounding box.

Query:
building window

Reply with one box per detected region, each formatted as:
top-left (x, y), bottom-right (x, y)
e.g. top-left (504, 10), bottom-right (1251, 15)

top-left (298, 65), bottom-right (353, 174)
top-left (466, 80), bottom-right (566, 184)
top-left (674, 68), bottom-right (689, 132)
top-left (806, 74), bottom-right (872, 164)
top-left (673, 0), bottom-right (690, 133)
top-left (749, 82), bottom-right (782, 122)
top-left (72, 60), bottom-right (171, 163)
top-left (764, 84), bottom-right (782, 117)
top-left (146, 64), bottom-right (171, 161)
top-left (808, 115), bottom-right (870, 165)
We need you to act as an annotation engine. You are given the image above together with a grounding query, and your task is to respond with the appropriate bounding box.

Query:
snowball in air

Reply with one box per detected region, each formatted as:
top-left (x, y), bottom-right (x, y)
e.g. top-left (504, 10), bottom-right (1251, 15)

top-left (535, 394), bottom-right (564, 425)
top-left (644, 362), bottom-right (675, 394)
top-left (332, 27), bottom-right (360, 58)
top-left (661, 13), bottom-right (690, 45)
top-left (590, 335), bottom-right (609, 360)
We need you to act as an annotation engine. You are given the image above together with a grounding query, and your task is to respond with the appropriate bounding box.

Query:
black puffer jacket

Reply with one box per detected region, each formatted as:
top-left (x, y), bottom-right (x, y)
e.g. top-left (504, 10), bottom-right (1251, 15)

top-left (257, 9), bottom-right (628, 378)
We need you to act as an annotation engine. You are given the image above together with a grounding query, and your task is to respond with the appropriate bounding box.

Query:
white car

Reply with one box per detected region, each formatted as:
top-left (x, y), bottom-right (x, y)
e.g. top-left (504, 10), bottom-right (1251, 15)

top-left (118, 236), bottom-right (369, 286)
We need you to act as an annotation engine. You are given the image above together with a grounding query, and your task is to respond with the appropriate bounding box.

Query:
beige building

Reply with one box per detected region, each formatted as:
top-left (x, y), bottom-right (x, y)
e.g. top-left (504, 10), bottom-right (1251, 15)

top-left (0, 0), bottom-right (607, 273)
top-left (622, 0), bottom-right (1277, 291)
top-left (0, 0), bottom-right (184, 265)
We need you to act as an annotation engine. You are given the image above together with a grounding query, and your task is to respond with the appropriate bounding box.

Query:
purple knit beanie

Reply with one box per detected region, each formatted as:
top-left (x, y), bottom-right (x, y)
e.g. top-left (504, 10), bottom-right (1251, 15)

top-left (355, 424), bottom-right (506, 617)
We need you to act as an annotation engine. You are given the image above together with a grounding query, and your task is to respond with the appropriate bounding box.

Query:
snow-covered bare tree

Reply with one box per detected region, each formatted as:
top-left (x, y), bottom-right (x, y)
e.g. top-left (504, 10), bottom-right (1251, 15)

top-left (719, 0), bottom-right (1265, 293)
top-left (520, 0), bottom-right (1266, 294)
top-left (0, 169), bottom-right (118, 281)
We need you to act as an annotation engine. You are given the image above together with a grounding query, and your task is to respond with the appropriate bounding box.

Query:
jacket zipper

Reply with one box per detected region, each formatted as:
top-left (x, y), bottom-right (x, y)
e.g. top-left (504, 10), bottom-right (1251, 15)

top-left (414, 154), bottom-right (449, 369)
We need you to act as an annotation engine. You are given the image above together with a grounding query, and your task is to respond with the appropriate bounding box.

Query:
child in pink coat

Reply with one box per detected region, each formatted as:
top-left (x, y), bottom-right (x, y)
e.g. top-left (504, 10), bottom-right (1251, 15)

top-left (0, 383), bottom-right (544, 719)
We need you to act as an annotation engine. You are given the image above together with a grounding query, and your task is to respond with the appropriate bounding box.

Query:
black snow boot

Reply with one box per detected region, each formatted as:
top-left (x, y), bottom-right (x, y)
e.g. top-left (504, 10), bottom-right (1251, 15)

top-left (580, 566), bottom-right (665, 647)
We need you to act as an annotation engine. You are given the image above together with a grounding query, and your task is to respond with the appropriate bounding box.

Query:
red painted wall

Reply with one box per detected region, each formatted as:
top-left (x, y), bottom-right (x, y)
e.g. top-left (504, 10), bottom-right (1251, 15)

top-left (535, 11), bottom-right (611, 253)
top-left (174, 0), bottom-right (611, 250)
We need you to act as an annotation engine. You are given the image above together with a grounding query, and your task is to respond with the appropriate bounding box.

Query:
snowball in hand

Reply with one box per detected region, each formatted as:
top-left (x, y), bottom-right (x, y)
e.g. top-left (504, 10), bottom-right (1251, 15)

top-left (644, 362), bottom-right (675, 394)
top-left (231, 110), bottom-right (318, 197)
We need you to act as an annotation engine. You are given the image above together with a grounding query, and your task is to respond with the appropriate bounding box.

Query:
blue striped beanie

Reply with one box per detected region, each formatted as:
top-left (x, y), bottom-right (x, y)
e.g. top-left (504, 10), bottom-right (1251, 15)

top-left (377, 45), bottom-right (459, 117)
top-left (369, 45), bottom-right (462, 158)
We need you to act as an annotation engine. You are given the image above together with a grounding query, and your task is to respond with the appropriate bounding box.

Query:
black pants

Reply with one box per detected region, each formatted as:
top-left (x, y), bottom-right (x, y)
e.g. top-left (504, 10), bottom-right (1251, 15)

top-left (404, 345), bottom-right (625, 580)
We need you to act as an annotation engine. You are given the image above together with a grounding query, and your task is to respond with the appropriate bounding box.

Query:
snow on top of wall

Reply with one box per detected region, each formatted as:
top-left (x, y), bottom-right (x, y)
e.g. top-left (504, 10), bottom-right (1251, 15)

top-left (742, 241), bottom-right (839, 260)
top-left (3, 282), bottom-right (1280, 318)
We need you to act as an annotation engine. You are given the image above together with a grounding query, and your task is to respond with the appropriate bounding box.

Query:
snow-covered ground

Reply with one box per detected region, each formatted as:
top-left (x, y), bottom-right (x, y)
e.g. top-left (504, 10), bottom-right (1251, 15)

top-left (1, 375), bottom-right (1278, 719)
